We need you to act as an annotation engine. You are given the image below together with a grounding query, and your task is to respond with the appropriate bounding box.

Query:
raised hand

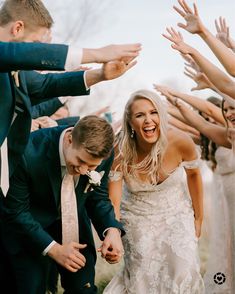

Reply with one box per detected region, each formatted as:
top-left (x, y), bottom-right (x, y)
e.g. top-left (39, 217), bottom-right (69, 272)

top-left (215, 17), bottom-right (235, 50)
top-left (102, 58), bottom-right (137, 80)
top-left (153, 84), bottom-right (174, 97)
top-left (94, 43), bottom-right (142, 63)
top-left (184, 66), bottom-right (213, 91)
top-left (162, 27), bottom-right (193, 55)
top-left (173, 0), bottom-right (205, 34)
top-left (154, 84), bottom-right (178, 106)
top-left (181, 53), bottom-right (201, 72)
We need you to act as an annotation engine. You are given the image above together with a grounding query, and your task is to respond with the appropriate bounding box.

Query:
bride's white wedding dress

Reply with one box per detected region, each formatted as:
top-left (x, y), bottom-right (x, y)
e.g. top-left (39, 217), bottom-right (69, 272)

top-left (104, 160), bottom-right (205, 294)
top-left (203, 147), bottom-right (235, 293)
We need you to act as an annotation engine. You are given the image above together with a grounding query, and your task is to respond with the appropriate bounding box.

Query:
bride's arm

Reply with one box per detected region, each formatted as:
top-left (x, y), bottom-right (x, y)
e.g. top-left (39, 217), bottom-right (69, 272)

top-left (108, 140), bottom-right (124, 221)
top-left (178, 133), bottom-right (204, 238)
top-left (108, 177), bottom-right (123, 221)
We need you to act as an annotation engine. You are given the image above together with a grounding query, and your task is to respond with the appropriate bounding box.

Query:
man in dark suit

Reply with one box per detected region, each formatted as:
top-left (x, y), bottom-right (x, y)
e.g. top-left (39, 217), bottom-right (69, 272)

top-left (0, 1), bottom-right (140, 290)
top-left (2, 115), bottom-right (124, 294)
top-left (0, 0), bottom-right (141, 182)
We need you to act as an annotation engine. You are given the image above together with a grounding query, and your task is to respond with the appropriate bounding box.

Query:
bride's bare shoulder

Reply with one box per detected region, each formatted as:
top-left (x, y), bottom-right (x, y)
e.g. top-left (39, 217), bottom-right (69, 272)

top-left (167, 127), bottom-right (197, 159)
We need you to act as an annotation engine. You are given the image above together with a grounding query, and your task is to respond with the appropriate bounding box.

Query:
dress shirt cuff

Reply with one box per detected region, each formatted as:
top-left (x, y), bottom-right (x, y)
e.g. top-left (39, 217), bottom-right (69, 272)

top-left (65, 46), bottom-right (83, 71)
top-left (83, 71), bottom-right (89, 90)
top-left (42, 240), bottom-right (57, 256)
top-left (58, 97), bottom-right (69, 104)
top-left (103, 227), bottom-right (121, 238)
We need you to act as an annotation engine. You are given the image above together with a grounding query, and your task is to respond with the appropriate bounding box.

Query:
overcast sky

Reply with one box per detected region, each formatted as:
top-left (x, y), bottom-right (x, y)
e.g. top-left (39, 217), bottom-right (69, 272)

top-left (44, 0), bottom-right (235, 116)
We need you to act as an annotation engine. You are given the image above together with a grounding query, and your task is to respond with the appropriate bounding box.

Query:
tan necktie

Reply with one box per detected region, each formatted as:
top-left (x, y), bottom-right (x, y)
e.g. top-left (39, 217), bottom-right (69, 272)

top-left (0, 138), bottom-right (9, 196)
top-left (61, 172), bottom-right (79, 244)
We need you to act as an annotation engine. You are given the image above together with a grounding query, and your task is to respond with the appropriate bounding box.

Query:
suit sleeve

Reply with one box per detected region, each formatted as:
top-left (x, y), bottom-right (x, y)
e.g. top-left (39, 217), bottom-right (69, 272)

top-left (2, 157), bottom-right (54, 254)
top-left (85, 151), bottom-right (125, 240)
top-left (30, 97), bottom-right (63, 118)
top-left (24, 70), bottom-right (89, 100)
top-left (0, 41), bottom-right (69, 72)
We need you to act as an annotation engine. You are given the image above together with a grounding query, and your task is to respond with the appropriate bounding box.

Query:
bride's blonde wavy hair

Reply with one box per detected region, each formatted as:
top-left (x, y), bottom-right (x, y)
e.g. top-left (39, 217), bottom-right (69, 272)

top-left (118, 89), bottom-right (168, 184)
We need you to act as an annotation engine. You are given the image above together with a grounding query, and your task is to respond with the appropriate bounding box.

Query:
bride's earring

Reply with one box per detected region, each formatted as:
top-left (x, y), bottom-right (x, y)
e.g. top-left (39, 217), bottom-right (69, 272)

top-left (131, 128), bottom-right (134, 138)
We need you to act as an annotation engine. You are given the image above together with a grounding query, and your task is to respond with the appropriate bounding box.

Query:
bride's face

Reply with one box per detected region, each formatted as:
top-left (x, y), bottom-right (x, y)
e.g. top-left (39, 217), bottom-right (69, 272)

top-left (223, 101), bottom-right (235, 128)
top-left (130, 98), bottom-right (160, 144)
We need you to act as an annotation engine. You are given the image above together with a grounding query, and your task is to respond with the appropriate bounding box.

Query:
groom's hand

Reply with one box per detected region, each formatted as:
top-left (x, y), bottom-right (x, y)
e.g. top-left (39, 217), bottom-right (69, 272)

top-left (48, 242), bottom-right (87, 272)
top-left (98, 228), bottom-right (124, 264)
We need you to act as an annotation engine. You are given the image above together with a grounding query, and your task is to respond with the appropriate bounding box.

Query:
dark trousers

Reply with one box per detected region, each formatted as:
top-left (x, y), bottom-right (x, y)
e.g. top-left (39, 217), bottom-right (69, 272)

top-left (9, 247), bottom-right (97, 294)
top-left (8, 221), bottom-right (97, 294)
top-left (0, 193), bottom-right (17, 293)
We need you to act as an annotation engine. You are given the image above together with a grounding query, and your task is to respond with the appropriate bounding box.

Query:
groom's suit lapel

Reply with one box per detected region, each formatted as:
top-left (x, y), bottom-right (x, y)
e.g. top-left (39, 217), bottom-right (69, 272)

top-left (46, 135), bottom-right (62, 208)
top-left (75, 174), bottom-right (88, 202)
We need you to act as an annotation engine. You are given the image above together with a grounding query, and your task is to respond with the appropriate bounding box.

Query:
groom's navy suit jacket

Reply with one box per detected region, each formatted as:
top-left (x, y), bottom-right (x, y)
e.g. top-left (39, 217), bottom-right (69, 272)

top-left (0, 42), bottom-right (89, 178)
top-left (2, 126), bottom-right (123, 257)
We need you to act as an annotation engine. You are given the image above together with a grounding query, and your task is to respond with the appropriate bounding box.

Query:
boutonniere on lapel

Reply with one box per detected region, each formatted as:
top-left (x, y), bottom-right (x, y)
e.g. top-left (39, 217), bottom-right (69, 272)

top-left (11, 70), bottom-right (20, 87)
top-left (84, 170), bottom-right (105, 193)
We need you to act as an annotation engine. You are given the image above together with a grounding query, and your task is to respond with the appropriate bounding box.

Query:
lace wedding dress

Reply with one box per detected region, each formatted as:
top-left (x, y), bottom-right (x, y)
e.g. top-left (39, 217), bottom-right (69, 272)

top-left (203, 147), bottom-right (235, 293)
top-left (104, 160), bottom-right (205, 294)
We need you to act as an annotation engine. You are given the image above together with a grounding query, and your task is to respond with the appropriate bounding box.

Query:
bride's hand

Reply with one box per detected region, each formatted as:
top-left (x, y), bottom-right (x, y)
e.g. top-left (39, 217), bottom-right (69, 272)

top-left (194, 218), bottom-right (202, 238)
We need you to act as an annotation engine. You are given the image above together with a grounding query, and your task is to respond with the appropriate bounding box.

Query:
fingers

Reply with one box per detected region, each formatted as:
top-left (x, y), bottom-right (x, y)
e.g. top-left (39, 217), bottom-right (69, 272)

top-left (75, 243), bottom-right (87, 249)
top-left (215, 19), bottom-right (220, 33)
top-left (180, 0), bottom-right (193, 14)
top-left (173, 5), bottom-right (186, 18)
top-left (126, 60), bottom-right (137, 70)
top-left (193, 3), bottom-right (198, 16)
top-left (163, 27), bottom-right (183, 44)
top-left (184, 71), bottom-right (194, 80)
top-left (124, 51), bottom-right (140, 58)
top-left (64, 257), bottom-right (85, 272)
top-left (184, 66), bottom-right (196, 76)
top-left (220, 16), bottom-right (227, 31)
top-left (177, 22), bottom-right (187, 30)
top-left (123, 43), bottom-right (142, 50)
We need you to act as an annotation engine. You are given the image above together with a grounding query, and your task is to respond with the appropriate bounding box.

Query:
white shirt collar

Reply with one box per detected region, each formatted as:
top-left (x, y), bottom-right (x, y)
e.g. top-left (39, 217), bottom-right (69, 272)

top-left (59, 127), bottom-right (73, 168)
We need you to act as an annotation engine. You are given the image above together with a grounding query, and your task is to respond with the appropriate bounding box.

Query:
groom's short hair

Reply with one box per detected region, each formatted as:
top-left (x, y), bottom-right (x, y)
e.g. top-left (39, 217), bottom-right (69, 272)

top-left (72, 115), bottom-right (114, 158)
top-left (0, 0), bottom-right (53, 29)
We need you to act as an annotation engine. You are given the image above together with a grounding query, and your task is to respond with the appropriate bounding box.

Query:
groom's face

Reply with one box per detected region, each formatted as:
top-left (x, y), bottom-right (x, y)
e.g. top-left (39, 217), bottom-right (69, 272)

top-left (63, 133), bottom-right (103, 176)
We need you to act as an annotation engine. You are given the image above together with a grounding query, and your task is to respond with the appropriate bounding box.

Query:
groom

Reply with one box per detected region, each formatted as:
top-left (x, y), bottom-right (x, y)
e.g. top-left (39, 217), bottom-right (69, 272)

top-left (2, 115), bottom-right (124, 293)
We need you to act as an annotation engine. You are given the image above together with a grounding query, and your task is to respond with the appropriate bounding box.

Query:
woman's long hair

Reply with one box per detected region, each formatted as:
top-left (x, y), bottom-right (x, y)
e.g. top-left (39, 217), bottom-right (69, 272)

top-left (200, 96), bottom-right (221, 171)
top-left (119, 89), bottom-right (168, 184)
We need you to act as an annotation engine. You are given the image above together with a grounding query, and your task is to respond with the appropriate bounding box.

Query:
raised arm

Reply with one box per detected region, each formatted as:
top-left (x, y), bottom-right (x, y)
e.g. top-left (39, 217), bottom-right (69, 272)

top-left (155, 84), bottom-right (224, 125)
top-left (162, 27), bottom-right (235, 99)
top-left (82, 43), bottom-right (142, 64)
top-left (173, 0), bottom-right (235, 76)
top-left (168, 115), bottom-right (200, 138)
top-left (0, 42), bottom-right (141, 72)
top-left (174, 99), bottom-right (231, 148)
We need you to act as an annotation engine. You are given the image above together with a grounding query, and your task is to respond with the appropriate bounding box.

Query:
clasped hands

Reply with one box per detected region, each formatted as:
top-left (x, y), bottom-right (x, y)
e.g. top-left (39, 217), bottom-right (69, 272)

top-left (98, 227), bottom-right (124, 264)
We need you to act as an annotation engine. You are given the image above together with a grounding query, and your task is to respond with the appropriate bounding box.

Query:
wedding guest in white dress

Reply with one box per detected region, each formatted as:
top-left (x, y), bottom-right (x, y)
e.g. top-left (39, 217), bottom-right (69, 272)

top-left (104, 89), bottom-right (205, 293)
top-left (164, 95), bottom-right (235, 293)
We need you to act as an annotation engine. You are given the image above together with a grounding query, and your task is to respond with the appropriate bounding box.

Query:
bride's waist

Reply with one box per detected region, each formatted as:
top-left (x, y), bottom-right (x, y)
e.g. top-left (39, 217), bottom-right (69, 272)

top-left (121, 195), bottom-right (192, 215)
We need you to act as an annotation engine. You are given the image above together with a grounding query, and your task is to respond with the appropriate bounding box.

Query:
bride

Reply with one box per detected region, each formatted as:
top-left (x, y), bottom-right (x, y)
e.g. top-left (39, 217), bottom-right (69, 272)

top-left (104, 89), bottom-right (205, 293)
